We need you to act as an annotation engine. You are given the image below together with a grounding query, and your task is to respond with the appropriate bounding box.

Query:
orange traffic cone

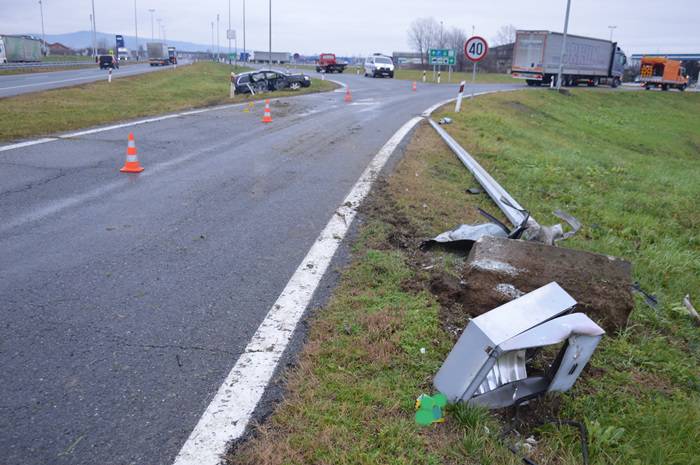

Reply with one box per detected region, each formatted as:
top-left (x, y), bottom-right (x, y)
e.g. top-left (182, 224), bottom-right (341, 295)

top-left (262, 99), bottom-right (273, 123)
top-left (412, 81), bottom-right (417, 91)
top-left (120, 133), bottom-right (144, 173)
top-left (344, 87), bottom-right (352, 103)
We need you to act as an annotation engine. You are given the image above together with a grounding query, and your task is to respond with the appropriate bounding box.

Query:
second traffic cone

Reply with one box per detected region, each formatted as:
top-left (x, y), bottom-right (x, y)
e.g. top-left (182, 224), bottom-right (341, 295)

top-left (344, 87), bottom-right (352, 103)
top-left (412, 81), bottom-right (417, 91)
top-left (120, 133), bottom-right (144, 173)
top-left (262, 99), bottom-right (273, 123)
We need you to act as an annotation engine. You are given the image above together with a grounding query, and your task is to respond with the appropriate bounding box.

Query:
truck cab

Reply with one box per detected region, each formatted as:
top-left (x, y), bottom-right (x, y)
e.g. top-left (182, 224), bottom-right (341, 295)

top-left (316, 53), bottom-right (346, 73)
top-left (639, 57), bottom-right (689, 91)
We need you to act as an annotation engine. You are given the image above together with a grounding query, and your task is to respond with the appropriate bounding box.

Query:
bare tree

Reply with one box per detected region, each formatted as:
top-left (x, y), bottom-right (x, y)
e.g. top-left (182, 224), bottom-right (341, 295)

top-left (445, 27), bottom-right (468, 71)
top-left (493, 24), bottom-right (517, 46)
top-left (408, 17), bottom-right (440, 65)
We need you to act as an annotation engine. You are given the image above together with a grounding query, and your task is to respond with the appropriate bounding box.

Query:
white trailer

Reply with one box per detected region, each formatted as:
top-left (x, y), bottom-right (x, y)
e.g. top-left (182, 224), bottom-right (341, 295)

top-left (511, 30), bottom-right (627, 87)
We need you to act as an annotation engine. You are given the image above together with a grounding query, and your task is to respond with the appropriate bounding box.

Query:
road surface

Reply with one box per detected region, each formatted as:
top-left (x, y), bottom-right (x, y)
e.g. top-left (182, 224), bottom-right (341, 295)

top-left (0, 73), bottom-right (523, 465)
top-left (0, 62), bottom-right (181, 98)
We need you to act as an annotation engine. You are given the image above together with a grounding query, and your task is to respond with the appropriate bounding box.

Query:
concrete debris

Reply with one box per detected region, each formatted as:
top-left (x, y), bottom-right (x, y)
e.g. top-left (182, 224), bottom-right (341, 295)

top-left (434, 282), bottom-right (605, 409)
top-left (461, 236), bottom-right (634, 333)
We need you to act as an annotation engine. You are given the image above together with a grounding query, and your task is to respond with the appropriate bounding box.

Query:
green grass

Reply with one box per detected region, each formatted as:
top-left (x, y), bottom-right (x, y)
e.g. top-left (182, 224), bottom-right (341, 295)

top-left (41, 55), bottom-right (94, 62)
top-left (0, 62), bottom-right (337, 141)
top-left (395, 68), bottom-right (517, 84)
top-left (231, 89), bottom-right (700, 465)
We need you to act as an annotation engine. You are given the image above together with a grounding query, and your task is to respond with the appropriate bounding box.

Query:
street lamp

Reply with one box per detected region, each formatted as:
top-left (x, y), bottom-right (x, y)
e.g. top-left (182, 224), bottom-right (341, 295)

top-left (216, 13), bottom-right (220, 61)
top-left (211, 21), bottom-right (214, 60)
top-left (38, 0), bottom-right (47, 55)
top-left (608, 25), bottom-right (617, 42)
top-left (148, 9), bottom-right (155, 42)
top-left (91, 0), bottom-right (97, 58)
top-left (556, 0), bottom-right (572, 91)
top-left (134, 0), bottom-right (138, 59)
top-left (268, 0), bottom-right (271, 64)
top-left (156, 18), bottom-right (162, 42)
top-left (243, 0), bottom-right (246, 61)
top-left (228, 0), bottom-right (231, 65)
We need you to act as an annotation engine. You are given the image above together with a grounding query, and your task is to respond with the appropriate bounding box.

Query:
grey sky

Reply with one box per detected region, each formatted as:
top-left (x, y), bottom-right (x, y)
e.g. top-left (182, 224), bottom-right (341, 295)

top-left (1, 0), bottom-right (697, 56)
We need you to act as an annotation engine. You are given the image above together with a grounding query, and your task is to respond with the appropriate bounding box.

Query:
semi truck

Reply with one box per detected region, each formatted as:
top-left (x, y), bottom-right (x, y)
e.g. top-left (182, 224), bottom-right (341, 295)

top-left (147, 42), bottom-right (170, 66)
top-left (638, 57), bottom-right (688, 91)
top-left (0, 35), bottom-right (43, 63)
top-left (511, 30), bottom-right (627, 87)
top-left (315, 53), bottom-right (346, 73)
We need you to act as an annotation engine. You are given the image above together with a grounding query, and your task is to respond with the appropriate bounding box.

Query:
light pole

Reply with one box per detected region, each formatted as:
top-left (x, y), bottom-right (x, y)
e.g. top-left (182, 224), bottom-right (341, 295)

top-left (556, 0), bottom-right (572, 91)
top-left (216, 14), bottom-right (220, 62)
top-left (608, 25), bottom-right (617, 42)
top-left (91, 0), bottom-right (97, 58)
top-left (228, 0), bottom-right (231, 64)
top-left (156, 18), bottom-right (162, 42)
top-left (148, 9), bottom-right (155, 42)
top-left (134, 0), bottom-right (138, 59)
top-left (38, 0), bottom-right (47, 55)
top-left (268, 0), bottom-right (271, 64)
top-left (211, 21), bottom-right (214, 60)
top-left (243, 0), bottom-right (246, 61)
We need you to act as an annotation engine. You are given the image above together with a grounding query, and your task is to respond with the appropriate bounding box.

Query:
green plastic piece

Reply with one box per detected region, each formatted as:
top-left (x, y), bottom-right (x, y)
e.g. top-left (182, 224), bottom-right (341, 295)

top-left (415, 393), bottom-right (447, 426)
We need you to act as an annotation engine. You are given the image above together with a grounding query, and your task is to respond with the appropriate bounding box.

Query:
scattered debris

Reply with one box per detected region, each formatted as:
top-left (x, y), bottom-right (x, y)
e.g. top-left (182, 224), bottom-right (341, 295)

top-left (415, 393), bottom-right (447, 426)
top-left (466, 187), bottom-right (483, 195)
top-left (420, 347), bottom-right (427, 354)
top-left (438, 117), bottom-right (453, 125)
top-left (524, 210), bottom-right (582, 246)
top-left (434, 282), bottom-right (605, 409)
top-left (461, 236), bottom-right (634, 332)
top-left (631, 282), bottom-right (659, 310)
top-left (683, 294), bottom-right (700, 327)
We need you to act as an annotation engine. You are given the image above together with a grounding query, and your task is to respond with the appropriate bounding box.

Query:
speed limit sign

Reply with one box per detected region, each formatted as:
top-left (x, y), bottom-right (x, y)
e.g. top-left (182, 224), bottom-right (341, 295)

top-left (464, 36), bottom-right (489, 62)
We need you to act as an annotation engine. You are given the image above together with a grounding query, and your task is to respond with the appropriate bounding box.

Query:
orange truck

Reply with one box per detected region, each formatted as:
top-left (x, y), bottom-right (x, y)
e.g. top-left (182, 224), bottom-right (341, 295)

top-left (639, 57), bottom-right (689, 91)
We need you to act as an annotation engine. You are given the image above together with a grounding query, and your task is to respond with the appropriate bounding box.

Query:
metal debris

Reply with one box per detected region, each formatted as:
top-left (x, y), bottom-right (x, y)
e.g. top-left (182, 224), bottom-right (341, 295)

top-left (434, 282), bottom-right (605, 409)
top-left (466, 187), bottom-right (483, 195)
top-left (438, 117), bottom-right (453, 125)
top-left (631, 282), bottom-right (659, 310)
top-left (683, 294), bottom-right (700, 327)
top-left (524, 209), bottom-right (581, 246)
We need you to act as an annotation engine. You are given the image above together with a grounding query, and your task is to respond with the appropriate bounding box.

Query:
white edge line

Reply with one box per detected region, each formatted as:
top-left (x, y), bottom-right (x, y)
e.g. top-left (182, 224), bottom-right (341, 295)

top-left (172, 87), bottom-right (520, 465)
top-left (0, 137), bottom-right (57, 153)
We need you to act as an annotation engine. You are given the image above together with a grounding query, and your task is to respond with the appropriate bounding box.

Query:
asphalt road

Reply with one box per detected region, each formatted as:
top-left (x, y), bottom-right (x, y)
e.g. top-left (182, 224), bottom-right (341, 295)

top-left (0, 62), bottom-right (180, 98)
top-left (0, 73), bottom-right (523, 465)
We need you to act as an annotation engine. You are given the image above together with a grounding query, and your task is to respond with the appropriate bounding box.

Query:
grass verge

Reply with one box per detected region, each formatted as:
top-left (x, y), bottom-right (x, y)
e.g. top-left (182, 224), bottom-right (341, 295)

top-left (230, 89), bottom-right (700, 465)
top-left (0, 62), bottom-right (338, 141)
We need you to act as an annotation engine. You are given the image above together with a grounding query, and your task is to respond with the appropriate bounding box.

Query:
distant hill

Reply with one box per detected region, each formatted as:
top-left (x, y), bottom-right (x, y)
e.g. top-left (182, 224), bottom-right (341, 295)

top-left (26, 30), bottom-right (213, 52)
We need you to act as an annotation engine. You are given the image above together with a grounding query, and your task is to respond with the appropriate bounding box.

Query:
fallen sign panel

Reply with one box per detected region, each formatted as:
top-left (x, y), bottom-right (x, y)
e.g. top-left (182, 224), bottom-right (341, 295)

top-left (434, 282), bottom-right (605, 408)
top-left (461, 236), bottom-right (634, 333)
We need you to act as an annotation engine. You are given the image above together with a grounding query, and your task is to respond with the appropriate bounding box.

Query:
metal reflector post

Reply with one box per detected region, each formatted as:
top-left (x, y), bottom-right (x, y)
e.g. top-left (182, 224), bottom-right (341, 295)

top-left (230, 72), bottom-right (236, 98)
top-left (108, 69), bottom-right (112, 83)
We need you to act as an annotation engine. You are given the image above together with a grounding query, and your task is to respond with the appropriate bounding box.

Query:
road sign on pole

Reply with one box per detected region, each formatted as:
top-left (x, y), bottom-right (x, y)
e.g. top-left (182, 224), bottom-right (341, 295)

top-left (464, 36), bottom-right (489, 100)
top-left (428, 49), bottom-right (456, 66)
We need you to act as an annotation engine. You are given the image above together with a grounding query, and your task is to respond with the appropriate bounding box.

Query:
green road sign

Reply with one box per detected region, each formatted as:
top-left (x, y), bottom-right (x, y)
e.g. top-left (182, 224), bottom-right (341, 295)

top-left (429, 49), bottom-right (456, 66)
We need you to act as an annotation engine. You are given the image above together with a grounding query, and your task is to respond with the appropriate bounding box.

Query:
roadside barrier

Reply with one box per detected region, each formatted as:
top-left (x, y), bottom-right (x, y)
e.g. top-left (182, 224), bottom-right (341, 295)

top-left (108, 69), bottom-right (112, 83)
top-left (422, 70), bottom-right (427, 83)
top-left (120, 133), bottom-right (145, 173)
top-left (455, 81), bottom-right (466, 112)
top-left (262, 100), bottom-right (273, 123)
top-left (437, 70), bottom-right (441, 84)
top-left (344, 87), bottom-right (352, 103)
top-left (230, 72), bottom-right (236, 98)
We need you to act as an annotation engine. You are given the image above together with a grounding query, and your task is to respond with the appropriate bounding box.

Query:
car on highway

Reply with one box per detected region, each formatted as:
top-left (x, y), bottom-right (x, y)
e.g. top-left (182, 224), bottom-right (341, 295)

top-left (98, 55), bottom-right (119, 70)
top-left (364, 54), bottom-right (394, 78)
top-left (233, 69), bottom-right (311, 94)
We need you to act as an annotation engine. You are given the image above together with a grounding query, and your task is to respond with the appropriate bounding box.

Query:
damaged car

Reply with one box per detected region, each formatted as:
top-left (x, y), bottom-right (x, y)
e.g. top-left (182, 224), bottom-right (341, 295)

top-left (234, 69), bottom-right (311, 94)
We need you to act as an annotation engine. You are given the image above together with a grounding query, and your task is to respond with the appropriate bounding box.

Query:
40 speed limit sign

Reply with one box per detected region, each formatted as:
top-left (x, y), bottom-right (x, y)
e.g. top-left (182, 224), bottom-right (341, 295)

top-left (464, 36), bottom-right (489, 62)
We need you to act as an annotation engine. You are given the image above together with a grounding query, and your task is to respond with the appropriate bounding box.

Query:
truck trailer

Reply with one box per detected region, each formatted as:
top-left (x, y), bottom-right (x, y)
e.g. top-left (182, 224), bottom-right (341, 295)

top-left (0, 35), bottom-right (43, 63)
top-left (147, 42), bottom-right (170, 66)
top-left (511, 30), bottom-right (627, 87)
top-left (638, 57), bottom-right (688, 91)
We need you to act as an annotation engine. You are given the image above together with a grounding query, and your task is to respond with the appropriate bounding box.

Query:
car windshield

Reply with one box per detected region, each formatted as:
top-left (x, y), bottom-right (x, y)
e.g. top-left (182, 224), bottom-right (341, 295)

top-left (375, 57), bottom-right (392, 64)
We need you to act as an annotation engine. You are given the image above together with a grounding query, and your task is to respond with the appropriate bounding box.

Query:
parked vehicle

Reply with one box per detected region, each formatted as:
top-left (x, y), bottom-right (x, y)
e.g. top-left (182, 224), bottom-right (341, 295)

top-left (168, 46), bottom-right (177, 65)
top-left (233, 69), bottom-right (311, 94)
top-left (511, 30), bottom-right (627, 87)
top-left (364, 54), bottom-right (394, 78)
top-left (117, 47), bottom-right (129, 61)
top-left (0, 35), bottom-right (42, 63)
top-left (147, 42), bottom-right (170, 66)
top-left (98, 55), bottom-right (119, 69)
top-left (638, 57), bottom-right (688, 91)
top-left (316, 53), bottom-right (346, 73)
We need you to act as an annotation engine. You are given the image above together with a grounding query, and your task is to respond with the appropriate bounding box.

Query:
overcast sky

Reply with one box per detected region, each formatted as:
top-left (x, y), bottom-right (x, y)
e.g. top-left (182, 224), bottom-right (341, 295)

top-left (1, 0), bottom-right (697, 56)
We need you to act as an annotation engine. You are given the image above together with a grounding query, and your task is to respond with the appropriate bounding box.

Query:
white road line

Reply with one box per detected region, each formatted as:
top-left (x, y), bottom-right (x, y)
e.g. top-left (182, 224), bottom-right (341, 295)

top-left (171, 115), bottom-right (423, 465)
top-left (0, 138), bottom-right (57, 153)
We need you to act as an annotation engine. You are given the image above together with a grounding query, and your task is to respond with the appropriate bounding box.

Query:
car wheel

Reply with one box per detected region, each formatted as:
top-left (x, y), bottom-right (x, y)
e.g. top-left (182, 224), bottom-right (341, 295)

top-left (289, 82), bottom-right (302, 91)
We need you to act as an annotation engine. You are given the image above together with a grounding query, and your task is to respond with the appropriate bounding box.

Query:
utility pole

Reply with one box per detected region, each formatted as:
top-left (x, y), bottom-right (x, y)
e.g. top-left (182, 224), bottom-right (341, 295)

top-left (211, 21), bottom-right (214, 60)
top-left (134, 0), bottom-right (138, 59)
top-left (148, 9), bottom-right (155, 42)
top-left (157, 18), bottom-right (162, 42)
top-left (268, 0), bottom-right (272, 64)
top-left (216, 14), bottom-right (220, 61)
top-left (89, 13), bottom-right (93, 56)
top-left (556, 0), bottom-right (572, 91)
top-left (38, 0), bottom-right (47, 55)
top-left (91, 0), bottom-right (97, 58)
top-left (228, 0), bottom-right (231, 65)
top-left (608, 25), bottom-right (617, 42)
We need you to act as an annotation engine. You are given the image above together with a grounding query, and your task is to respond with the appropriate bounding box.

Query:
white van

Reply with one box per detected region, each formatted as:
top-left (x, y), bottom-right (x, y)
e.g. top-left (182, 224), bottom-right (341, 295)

top-left (364, 54), bottom-right (394, 78)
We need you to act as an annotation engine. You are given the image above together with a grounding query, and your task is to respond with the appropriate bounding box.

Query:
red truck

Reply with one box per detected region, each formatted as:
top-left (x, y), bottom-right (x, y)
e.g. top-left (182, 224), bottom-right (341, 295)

top-left (315, 53), bottom-right (347, 73)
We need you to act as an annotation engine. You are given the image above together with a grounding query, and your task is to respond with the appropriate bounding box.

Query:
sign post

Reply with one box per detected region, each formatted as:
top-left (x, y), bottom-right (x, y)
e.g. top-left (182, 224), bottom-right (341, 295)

top-left (464, 36), bottom-right (489, 99)
top-left (429, 49), bottom-right (456, 83)
top-left (115, 34), bottom-right (124, 60)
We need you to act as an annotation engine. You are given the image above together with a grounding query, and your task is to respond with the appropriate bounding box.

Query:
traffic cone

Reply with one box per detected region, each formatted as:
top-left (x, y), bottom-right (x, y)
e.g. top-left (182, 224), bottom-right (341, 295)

top-left (262, 99), bottom-right (273, 123)
top-left (344, 87), bottom-right (352, 103)
top-left (412, 81), bottom-right (417, 91)
top-left (120, 133), bottom-right (144, 173)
